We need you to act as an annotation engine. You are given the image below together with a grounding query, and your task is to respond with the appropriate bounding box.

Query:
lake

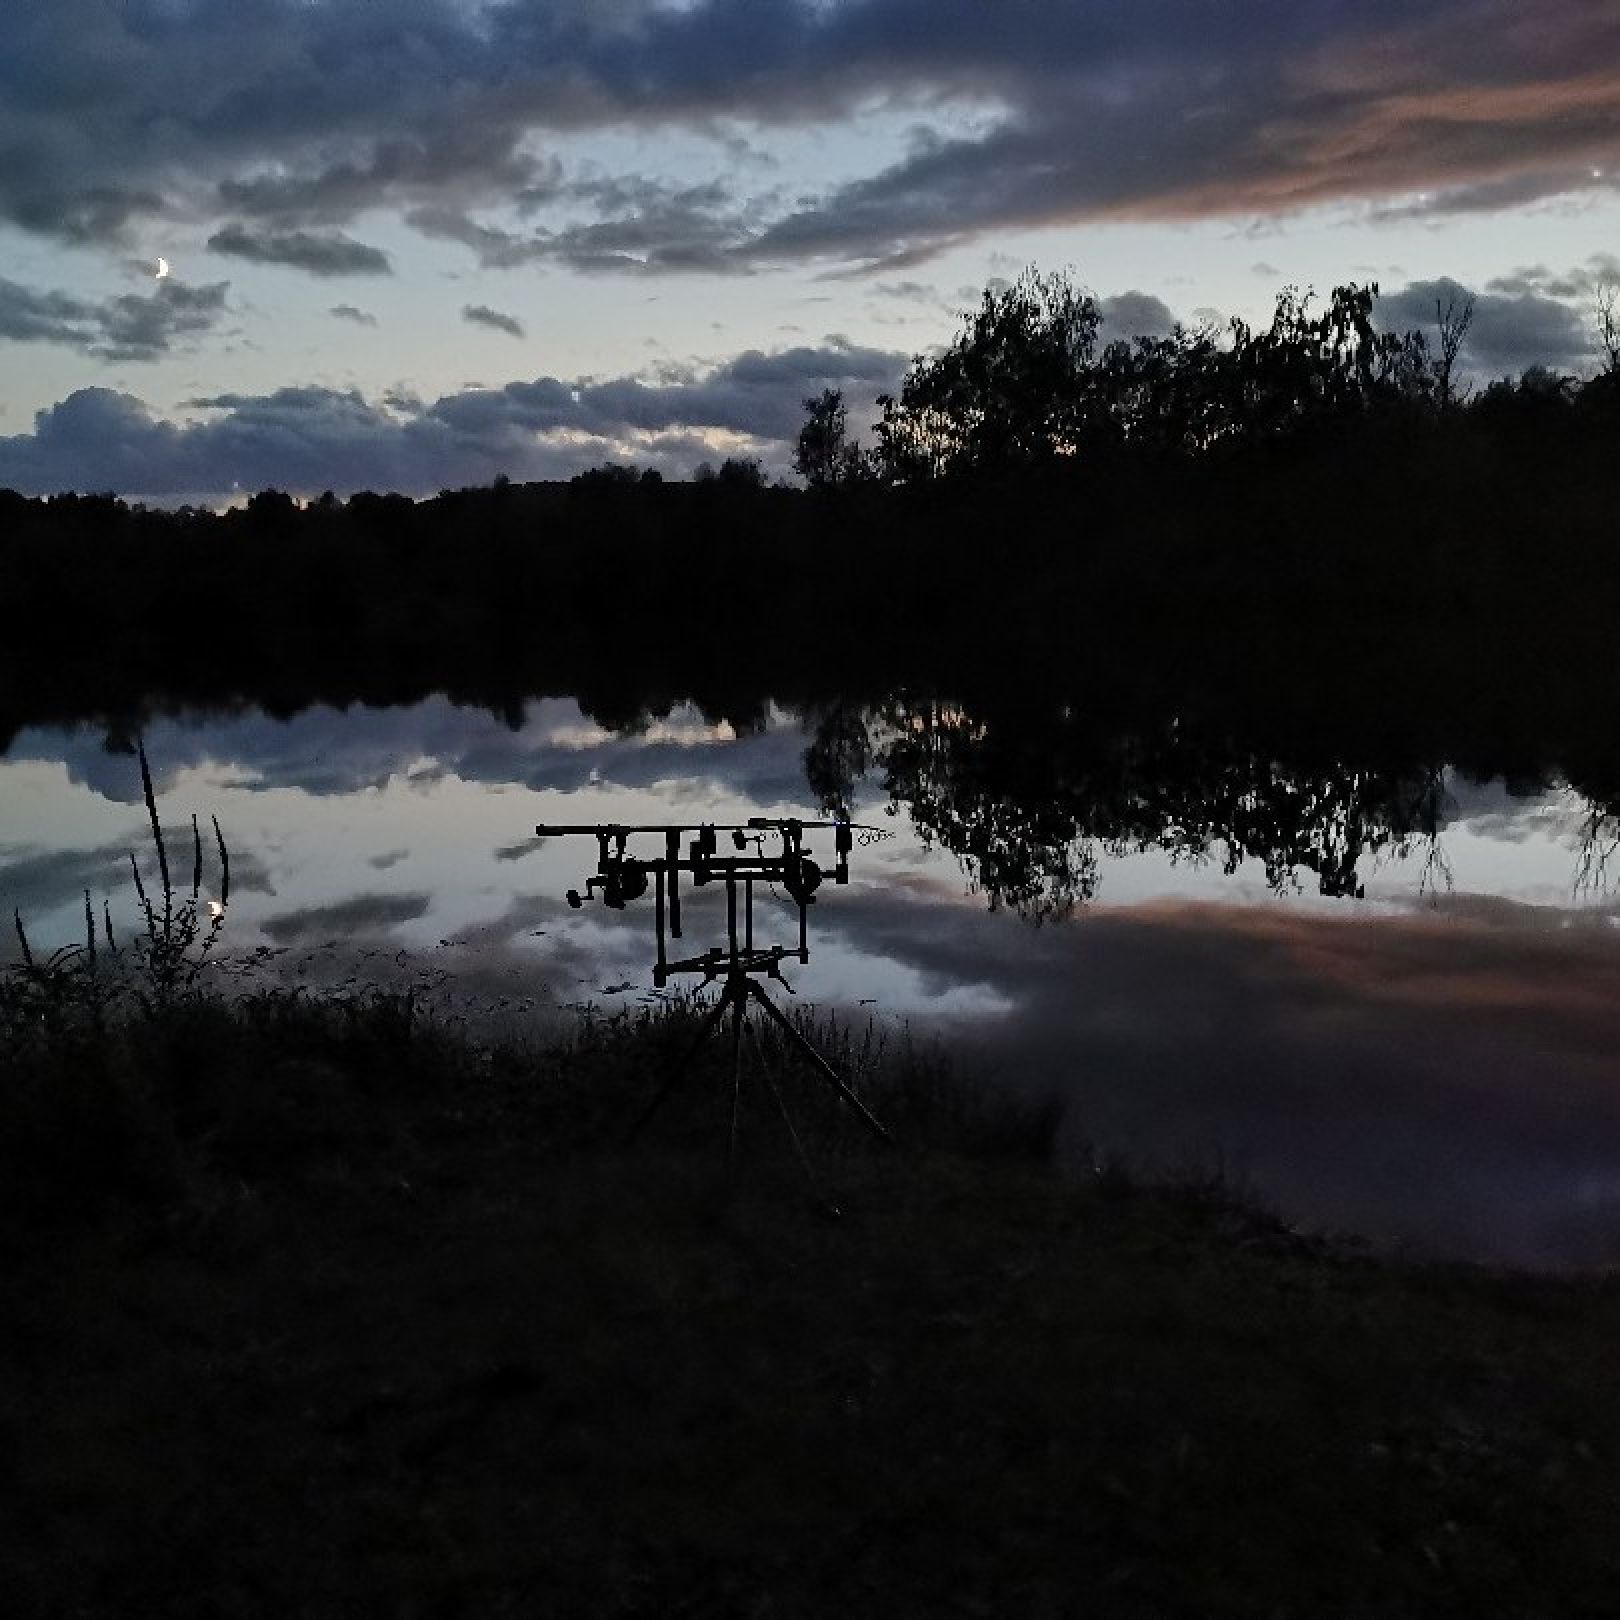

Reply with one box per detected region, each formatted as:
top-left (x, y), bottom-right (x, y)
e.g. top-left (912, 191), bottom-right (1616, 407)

top-left (6, 690), bottom-right (1620, 1271)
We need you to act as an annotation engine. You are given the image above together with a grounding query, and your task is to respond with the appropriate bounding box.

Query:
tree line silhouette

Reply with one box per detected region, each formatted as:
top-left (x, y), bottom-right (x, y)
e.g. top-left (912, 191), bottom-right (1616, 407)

top-left (3, 269), bottom-right (1618, 769)
top-left (795, 270), bottom-right (1620, 483)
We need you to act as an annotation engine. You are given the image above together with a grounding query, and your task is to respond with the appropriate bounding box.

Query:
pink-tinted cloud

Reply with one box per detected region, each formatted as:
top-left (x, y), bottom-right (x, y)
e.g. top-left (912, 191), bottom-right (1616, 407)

top-left (3, 2), bottom-right (1618, 270)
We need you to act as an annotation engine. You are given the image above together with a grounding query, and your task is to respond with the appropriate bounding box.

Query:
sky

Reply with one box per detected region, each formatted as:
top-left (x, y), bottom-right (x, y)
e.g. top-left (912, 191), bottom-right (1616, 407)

top-left (1, 0), bottom-right (1618, 497)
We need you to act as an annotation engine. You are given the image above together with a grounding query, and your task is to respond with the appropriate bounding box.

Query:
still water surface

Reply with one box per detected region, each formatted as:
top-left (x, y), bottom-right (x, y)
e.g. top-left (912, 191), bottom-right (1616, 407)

top-left (6, 694), bottom-right (1620, 1271)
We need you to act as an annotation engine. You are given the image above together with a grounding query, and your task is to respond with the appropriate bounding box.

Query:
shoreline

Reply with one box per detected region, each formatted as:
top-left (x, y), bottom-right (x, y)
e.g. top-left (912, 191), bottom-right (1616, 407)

top-left (6, 985), bottom-right (1620, 1613)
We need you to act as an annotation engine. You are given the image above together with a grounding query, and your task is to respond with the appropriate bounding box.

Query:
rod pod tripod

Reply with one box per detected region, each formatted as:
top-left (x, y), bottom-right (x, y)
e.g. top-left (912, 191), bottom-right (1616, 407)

top-left (535, 817), bottom-right (896, 1201)
top-left (625, 961), bottom-right (893, 1208)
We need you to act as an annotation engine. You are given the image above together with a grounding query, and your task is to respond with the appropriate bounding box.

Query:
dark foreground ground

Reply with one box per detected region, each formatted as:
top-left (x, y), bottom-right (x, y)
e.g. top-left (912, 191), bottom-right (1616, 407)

top-left (4, 993), bottom-right (1620, 1618)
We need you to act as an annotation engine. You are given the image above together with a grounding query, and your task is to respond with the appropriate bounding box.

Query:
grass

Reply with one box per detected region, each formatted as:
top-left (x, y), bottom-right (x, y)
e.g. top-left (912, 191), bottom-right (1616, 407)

top-left (3, 976), bottom-right (1620, 1618)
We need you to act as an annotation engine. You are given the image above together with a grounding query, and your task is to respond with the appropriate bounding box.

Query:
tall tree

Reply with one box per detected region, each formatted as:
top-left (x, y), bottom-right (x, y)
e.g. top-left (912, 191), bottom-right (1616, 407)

top-left (1594, 280), bottom-right (1620, 374)
top-left (1433, 287), bottom-right (1476, 411)
top-left (794, 388), bottom-right (854, 487)
top-left (872, 270), bottom-right (1102, 480)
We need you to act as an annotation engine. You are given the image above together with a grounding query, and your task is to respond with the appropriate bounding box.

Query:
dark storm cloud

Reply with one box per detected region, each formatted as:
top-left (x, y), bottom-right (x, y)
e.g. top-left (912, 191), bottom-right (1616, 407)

top-left (714, 2), bottom-right (1620, 269)
top-left (208, 224), bottom-right (392, 277)
top-left (0, 275), bottom-right (228, 361)
top-left (462, 303), bottom-right (525, 338)
top-left (1379, 274), bottom-right (1598, 378)
top-left (4, 2), bottom-right (1619, 270)
top-left (0, 338), bottom-right (906, 495)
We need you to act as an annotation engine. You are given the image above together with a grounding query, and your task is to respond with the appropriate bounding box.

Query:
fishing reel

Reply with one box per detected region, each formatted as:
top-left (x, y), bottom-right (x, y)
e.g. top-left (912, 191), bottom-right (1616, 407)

top-left (564, 830), bottom-right (650, 910)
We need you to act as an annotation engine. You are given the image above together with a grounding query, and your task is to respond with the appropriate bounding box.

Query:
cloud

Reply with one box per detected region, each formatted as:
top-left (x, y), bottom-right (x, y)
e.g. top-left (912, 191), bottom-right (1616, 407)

top-left (462, 303), bottom-right (525, 338)
top-left (1485, 252), bottom-right (1620, 303)
top-left (0, 336), bottom-right (906, 494)
top-left (208, 224), bottom-right (391, 277)
top-left (1098, 291), bottom-right (1178, 340)
top-left (1379, 272), bottom-right (1599, 378)
top-left (0, 840), bottom-right (142, 922)
top-left (872, 279), bottom-right (940, 303)
top-left (330, 304), bottom-right (378, 326)
top-left (259, 891), bottom-right (433, 945)
top-left (3, 257), bottom-right (1608, 500)
top-left (812, 884), bottom-right (1620, 1268)
top-left (410, 171), bottom-right (774, 276)
top-left (0, 275), bottom-right (228, 361)
top-left (5, 697), bottom-right (815, 833)
top-left (1, 1), bottom-right (1617, 273)
top-left (494, 836), bottom-right (547, 862)
top-left (0, 832), bottom-right (272, 934)
top-left (712, 4), bottom-right (1620, 270)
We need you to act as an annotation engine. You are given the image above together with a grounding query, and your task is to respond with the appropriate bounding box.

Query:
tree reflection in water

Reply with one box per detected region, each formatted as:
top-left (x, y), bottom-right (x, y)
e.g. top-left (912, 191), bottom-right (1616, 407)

top-left (1574, 796), bottom-right (1620, 900)
top-left (805, 694), bottom-right (1455, 915)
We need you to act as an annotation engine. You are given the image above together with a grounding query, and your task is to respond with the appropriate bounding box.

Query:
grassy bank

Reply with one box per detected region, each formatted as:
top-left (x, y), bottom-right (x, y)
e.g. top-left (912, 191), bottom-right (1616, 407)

top-left (4, 984), bottom-right (1620, 1617)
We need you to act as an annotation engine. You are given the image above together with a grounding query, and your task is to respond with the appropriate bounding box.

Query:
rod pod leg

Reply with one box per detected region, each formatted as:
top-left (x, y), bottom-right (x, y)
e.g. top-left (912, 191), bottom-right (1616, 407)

top-left (745, 979), bottom-right (894, 1147)
top-left (744, 1016), bottom-right (838, 1216)
top-left (726, 982), bottom-right (746, 1183)
top-left (623, 987), bottom-right (732, 1146)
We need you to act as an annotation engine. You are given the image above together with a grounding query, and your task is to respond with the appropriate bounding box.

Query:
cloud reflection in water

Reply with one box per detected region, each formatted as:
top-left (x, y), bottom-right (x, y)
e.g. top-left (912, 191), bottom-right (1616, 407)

top-left (5, 695), bottom-right (1620, 1270)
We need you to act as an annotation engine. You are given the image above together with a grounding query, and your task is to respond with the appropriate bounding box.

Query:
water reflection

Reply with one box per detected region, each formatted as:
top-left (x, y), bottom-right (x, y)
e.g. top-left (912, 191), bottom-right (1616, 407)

top-left (807, 696), bottom-right (1455, 912)
top-left (5, 691), bottom-right (1620, 1269)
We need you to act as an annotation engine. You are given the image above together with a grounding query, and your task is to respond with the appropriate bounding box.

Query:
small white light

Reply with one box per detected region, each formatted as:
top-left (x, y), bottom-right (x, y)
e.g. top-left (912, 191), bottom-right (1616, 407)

top-left (155, 256), bottom-right (171, 280)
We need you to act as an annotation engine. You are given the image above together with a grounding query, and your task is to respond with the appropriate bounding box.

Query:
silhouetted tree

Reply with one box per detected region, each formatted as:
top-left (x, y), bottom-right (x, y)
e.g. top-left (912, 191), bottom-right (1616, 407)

top-left (1224, 283), bottom-right (1431, 440)
top-left (873, 269), bottom-right (1103, 480)
top-left (1089, 322), bottom-right (1236, 454)
top-left (1474, 366), bottom-right (1577, 435)
top-left (794, 388), bottom-right (853, 487)
top-left (571, 462), bottom-right (642, 489)
top-left (1433, 287), bottom-right (1476, 411)
top-left (1595, 279), bottom-right (1620, 374)
top-left (857, 275), bottom-right (1439, 484)
top-left (716, 456), bottom-right (768, 490)
top-left (246, 488), bottom-right (295, 520)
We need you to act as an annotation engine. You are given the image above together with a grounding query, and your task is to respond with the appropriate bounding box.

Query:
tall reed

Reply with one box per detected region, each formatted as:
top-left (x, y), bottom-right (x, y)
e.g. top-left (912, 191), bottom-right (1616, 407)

top-left (8, 738), bottom-right (230, 1017)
